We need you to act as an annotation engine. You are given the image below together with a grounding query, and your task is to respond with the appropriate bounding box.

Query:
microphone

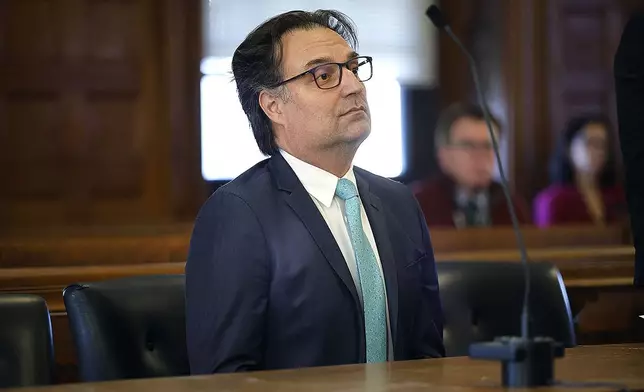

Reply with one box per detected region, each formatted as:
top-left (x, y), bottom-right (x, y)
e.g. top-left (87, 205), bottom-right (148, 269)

top-left (426, 5), bottom-right (447, 29)
top-left (426, 5), bottom-right (564, 388)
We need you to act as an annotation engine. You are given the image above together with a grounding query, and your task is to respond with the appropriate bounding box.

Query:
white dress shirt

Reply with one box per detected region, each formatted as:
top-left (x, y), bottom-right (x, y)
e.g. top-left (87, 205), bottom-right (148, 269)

top-left (453, 187), bottom-right (490, 227)
top-left (281, 150), bottom-right (393, 359)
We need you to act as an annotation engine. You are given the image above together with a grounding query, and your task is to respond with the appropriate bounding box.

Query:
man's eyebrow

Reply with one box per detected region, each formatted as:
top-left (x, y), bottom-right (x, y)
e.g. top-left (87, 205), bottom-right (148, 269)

top-left (347, 51), bottom-right (360, 60)
top-left (304, 56), bottom-right (334, 69)
top-left (303, 52), bottom-right (361, 69)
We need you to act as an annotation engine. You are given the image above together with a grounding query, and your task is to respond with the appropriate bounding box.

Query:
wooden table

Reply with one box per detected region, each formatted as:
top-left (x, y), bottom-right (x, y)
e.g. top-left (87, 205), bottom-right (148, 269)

top-left (11, 344), bottom-right (644, 392)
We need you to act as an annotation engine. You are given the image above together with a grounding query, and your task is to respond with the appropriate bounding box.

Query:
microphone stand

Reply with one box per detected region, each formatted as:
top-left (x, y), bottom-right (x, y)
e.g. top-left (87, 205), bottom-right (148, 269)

top-left (426, 5), bottom-right (565, 388)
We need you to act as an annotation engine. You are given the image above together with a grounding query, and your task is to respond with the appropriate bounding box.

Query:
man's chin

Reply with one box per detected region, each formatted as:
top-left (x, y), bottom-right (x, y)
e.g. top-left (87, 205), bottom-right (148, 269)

top-left (341, 122), bottom-right (370, 142)
top-left (468, 179), bottom-right (493, 190)
top-left (349, 129), bottom-right (371, 147)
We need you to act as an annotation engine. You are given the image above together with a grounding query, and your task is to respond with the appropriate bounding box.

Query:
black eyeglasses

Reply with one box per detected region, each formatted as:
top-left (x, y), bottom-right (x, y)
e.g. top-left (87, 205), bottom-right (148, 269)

top-left (271, 56), bottom-right (373, 90)
top-left (448, 141), bottom-right (495, 151)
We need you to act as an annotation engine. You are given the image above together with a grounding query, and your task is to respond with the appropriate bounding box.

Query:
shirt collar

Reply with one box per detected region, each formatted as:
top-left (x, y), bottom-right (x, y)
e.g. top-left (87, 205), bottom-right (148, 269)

top-left (280, 149), bottom-right (356, 208)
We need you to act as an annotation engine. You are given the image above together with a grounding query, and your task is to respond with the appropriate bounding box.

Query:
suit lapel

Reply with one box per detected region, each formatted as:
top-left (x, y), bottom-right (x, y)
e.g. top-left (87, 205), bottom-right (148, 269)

top-left (355, 171), bottom-right (399, 351)
top-left (269, 154), bottom-right (361, 310)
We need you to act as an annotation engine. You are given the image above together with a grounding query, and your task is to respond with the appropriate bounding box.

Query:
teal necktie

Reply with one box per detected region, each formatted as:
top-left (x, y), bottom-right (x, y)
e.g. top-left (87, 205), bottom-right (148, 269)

top-left (335, 178), bottom-right (387, 363)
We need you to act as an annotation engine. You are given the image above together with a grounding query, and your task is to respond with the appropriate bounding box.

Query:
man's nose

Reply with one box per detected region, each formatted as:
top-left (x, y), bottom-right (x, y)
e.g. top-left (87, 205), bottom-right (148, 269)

top-left (340, 67), bottom-right (365, 96)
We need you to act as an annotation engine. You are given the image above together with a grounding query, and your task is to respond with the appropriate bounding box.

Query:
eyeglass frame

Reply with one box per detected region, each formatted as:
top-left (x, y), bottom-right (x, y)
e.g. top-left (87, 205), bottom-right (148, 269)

top-left (447, 140), bottom-right (495, 152)
top-left (269, 55), bottom-right (373, 90)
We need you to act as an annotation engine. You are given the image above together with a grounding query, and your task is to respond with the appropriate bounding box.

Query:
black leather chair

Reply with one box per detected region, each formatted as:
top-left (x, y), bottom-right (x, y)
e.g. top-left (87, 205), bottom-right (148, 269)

top-left (0, 294), bottom-right (54, 388)
top-left (63, 275), bottom-right (190, 382)
top-left (437, 261), bottom-right (576, 357)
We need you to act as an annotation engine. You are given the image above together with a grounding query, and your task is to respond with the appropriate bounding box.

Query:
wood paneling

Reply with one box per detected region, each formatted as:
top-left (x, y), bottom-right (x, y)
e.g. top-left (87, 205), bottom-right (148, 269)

top-left (517, 0), bottom-right (624, 197)
top-left (163, 0), bottom-right (205, 220)
top-left (439, 0), bottom-right (629, 199)
top-left (437, 0), bottom-right (474, 108)
top-left (0, 253), bottom-right (634, 312)
top-left (85, 94), bottom-right (143, 199)
top-left (431, 225), bottom-right (629, 252)
top-left (0, 224), bottom-right (630, 268)
top-left (3, 95), bottom-right (65, 199)
top-left (0, 0), bottom-right (631, 229)
top-left (0, 0), bottom-right (204, 230)
top-left (547, 0), bottom-right (624, 137)
top-left (0, 262), bottom-right (185, 312)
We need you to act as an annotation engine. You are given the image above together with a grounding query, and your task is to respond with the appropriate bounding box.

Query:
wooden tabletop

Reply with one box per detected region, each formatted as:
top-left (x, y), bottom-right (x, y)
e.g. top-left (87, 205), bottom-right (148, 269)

top-left (12, 344), bottom-right (644, 392)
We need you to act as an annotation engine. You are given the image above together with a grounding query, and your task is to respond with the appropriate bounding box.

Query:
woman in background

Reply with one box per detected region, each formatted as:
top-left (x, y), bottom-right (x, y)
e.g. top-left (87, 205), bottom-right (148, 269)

top-left (533, 115), bottom-right (625, 227)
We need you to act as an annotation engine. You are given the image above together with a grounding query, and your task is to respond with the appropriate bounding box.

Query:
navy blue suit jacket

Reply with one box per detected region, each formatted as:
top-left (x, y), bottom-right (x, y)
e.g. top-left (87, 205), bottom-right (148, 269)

top-left (185, 153), bottom-right (445, 374)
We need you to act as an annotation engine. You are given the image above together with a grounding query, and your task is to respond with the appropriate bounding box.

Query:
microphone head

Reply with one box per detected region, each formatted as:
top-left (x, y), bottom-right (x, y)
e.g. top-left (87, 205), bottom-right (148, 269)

top-left (426, 5), bottom-right (447, 29)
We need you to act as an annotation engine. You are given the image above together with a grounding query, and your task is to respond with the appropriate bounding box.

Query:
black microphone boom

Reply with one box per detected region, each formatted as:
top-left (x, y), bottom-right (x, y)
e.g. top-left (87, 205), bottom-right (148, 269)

top-left (426, 2), bottom-right (530, 344)
top-left (426, 5), bottom-right (447, 29)
top-left (426, 4), bottom-right (564, 388)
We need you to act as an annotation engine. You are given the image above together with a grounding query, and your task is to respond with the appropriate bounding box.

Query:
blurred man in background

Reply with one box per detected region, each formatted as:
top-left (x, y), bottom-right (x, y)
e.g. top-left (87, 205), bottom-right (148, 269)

top-left (414, 102), bottom-right (531, 228)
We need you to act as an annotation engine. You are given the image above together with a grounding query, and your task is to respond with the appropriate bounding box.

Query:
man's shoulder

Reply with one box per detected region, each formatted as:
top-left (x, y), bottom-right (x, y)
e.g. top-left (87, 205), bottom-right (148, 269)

top-left (616, 12), bottom-right (644, 71)
top-left (619, 12), bottom-right (644, 49)
top-left (200, 158), bottom-right (274, 212)
top-left (411, 175), bottom-right (450, 196)
top-left (627, 12), bottom-right (644, 35)
top-left (354, 166), bottom-right (410, 198)
top-left (221, 158), bottom-right (272, 192)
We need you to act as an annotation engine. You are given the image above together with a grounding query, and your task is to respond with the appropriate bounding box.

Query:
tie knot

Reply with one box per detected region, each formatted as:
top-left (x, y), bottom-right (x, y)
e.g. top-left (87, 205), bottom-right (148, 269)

top-left (335, 178), bottom-right (358, 201)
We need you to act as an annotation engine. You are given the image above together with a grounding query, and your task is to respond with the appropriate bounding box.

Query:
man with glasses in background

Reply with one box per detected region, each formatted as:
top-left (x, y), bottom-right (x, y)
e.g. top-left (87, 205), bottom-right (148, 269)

top-left (185, 10), bottom-right (445, 374)
top-left (413, 102), bottom-right (531, 228)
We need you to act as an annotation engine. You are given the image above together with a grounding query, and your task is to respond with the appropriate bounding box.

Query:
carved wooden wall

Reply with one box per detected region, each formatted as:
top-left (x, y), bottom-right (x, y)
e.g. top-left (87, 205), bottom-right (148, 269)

top-left (0, 0), bottom-right (204, 231)
top-left (1, 0), bottom-right (629, 230)
top-left (547, 0), bottom-right (624, 134)
top-left (461, 0), bottom-right (629, 200)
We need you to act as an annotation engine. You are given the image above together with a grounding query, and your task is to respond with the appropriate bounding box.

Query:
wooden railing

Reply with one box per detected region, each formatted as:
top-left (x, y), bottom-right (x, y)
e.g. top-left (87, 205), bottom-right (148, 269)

top-left (0, 223), bottom-right (639, 383)
top-left (0, 224), bottom-right (630, 267)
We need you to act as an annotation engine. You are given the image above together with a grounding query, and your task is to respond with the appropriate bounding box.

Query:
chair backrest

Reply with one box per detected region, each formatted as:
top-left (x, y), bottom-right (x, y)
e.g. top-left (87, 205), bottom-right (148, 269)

top-left (436, 261), bottom-right (576, 357)
top-left (0, 294), bottom-right (54, 388)
top-left (63, 275), bottom-right (189, 382)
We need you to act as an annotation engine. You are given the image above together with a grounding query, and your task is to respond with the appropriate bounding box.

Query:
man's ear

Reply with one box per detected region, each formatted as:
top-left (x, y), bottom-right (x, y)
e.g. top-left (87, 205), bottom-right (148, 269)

top-left (259, 89), bottom-right (285, 126)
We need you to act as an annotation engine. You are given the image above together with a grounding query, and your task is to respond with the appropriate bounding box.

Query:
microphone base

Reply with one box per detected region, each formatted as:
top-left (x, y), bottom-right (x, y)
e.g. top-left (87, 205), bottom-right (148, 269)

top-left (469, 336), bottom-right (565, 388)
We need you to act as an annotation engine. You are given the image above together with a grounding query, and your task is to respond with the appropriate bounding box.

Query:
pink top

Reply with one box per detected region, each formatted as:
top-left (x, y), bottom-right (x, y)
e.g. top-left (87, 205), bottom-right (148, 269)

top-left (533, 184), bottom-right (626, 227)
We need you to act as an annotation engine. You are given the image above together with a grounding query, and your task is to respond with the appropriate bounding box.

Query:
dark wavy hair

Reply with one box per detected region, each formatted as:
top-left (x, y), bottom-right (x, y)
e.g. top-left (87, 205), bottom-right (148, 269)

top-left (231, 10), bottom-right (359, 156)
top-left (549, 114), bottom-right (618, 187)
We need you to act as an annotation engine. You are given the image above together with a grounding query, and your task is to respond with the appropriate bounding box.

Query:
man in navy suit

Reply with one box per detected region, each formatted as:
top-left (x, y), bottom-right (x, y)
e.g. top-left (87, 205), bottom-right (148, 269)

top-left (185, 9), bottom-right (445, 374)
